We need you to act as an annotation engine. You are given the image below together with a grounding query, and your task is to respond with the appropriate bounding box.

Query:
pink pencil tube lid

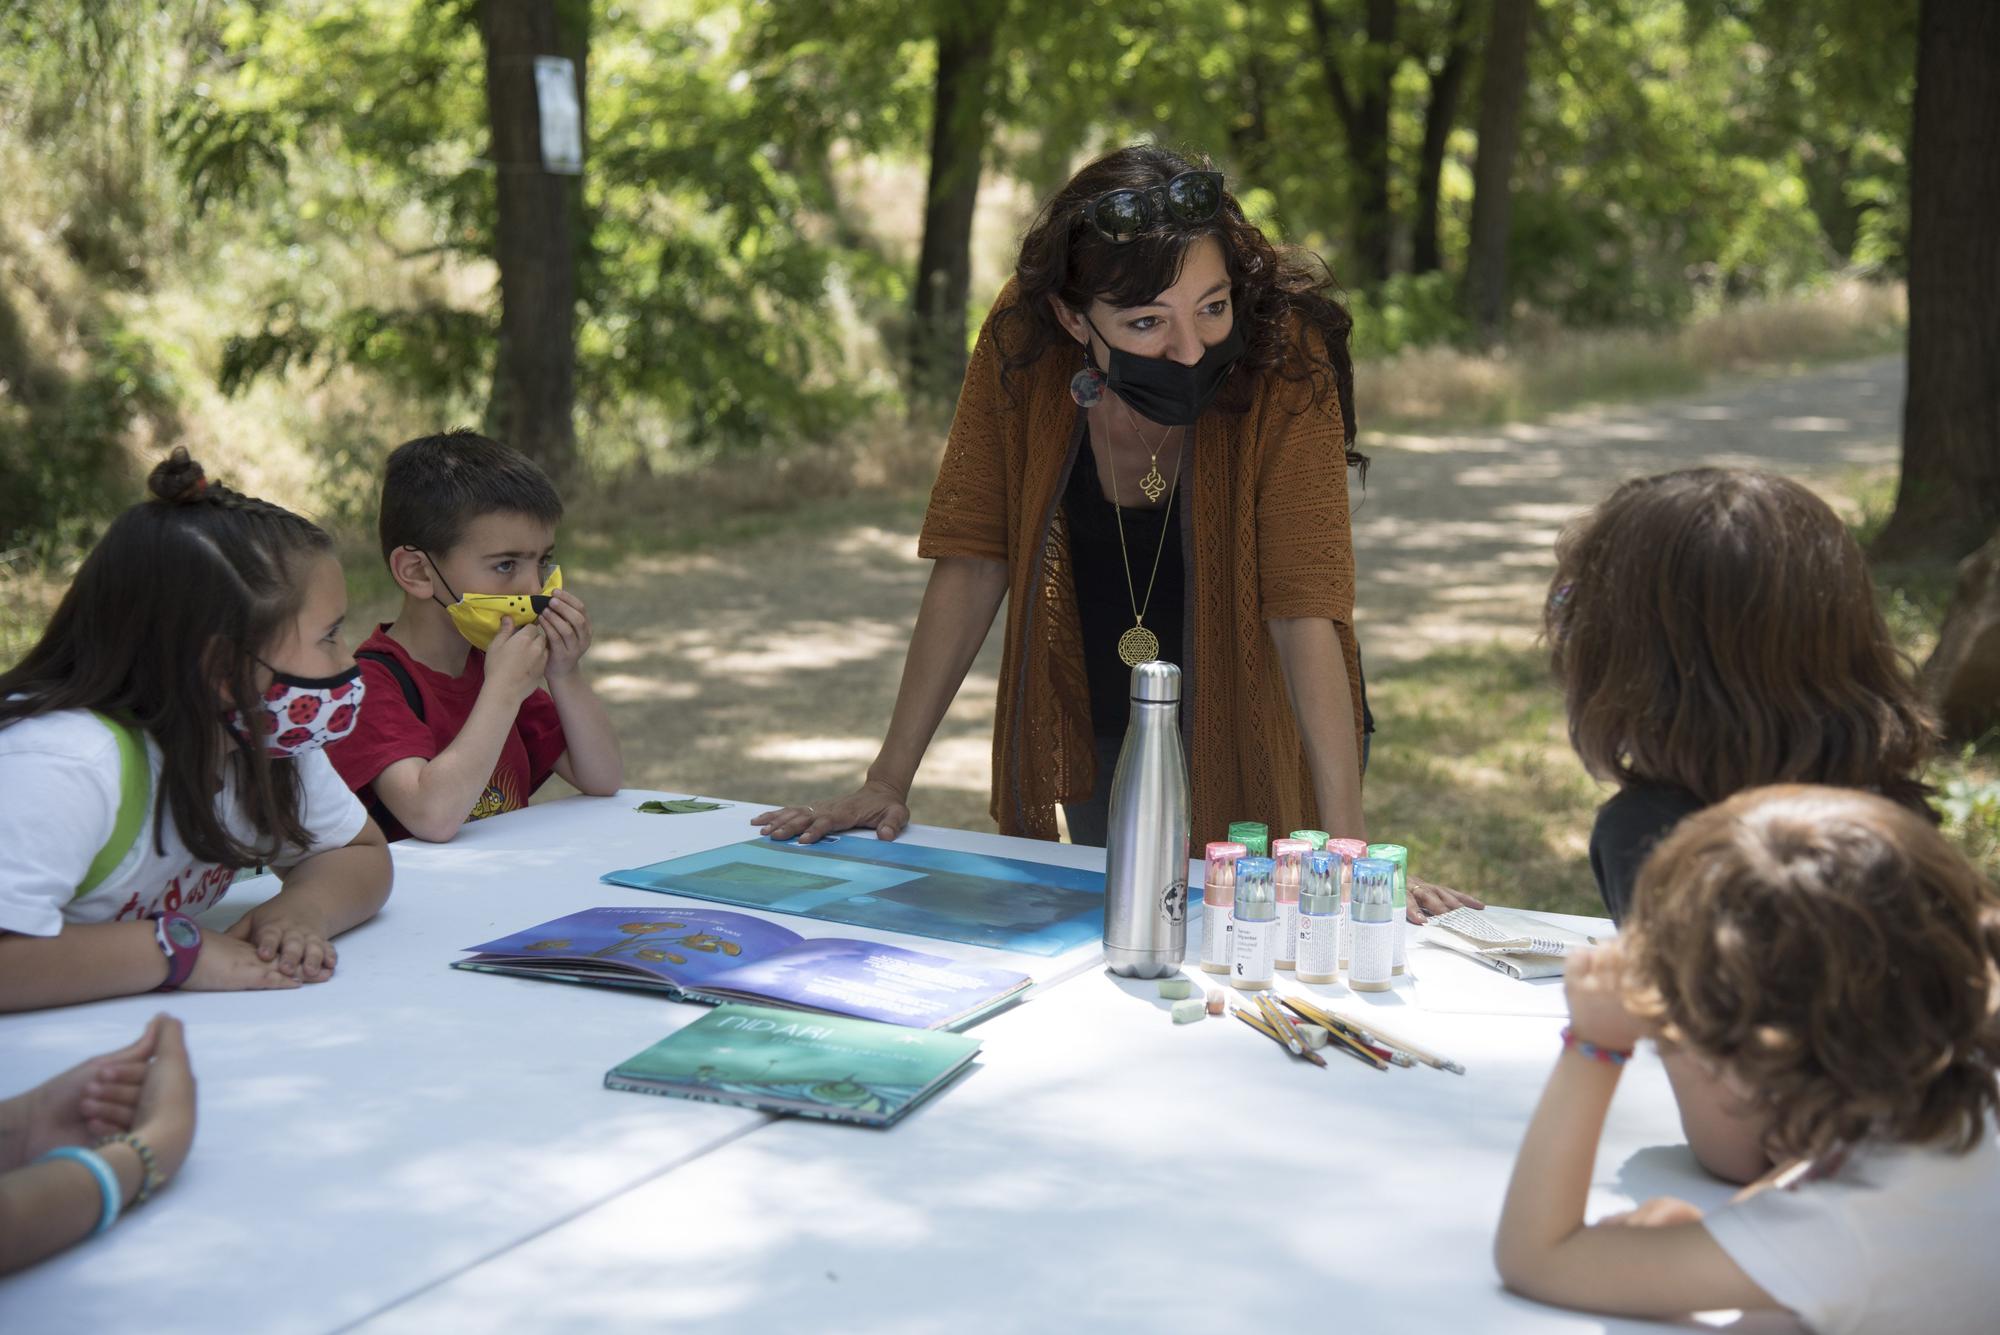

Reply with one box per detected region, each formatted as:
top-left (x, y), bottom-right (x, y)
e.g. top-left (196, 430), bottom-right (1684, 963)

top-left (1204, 842), bottom-right (1247, 905)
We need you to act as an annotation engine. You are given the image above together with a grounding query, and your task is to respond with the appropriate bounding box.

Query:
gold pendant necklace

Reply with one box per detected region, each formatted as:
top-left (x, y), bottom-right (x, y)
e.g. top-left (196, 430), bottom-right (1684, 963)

top-left (1097, 405), bottom-right (1182, 668)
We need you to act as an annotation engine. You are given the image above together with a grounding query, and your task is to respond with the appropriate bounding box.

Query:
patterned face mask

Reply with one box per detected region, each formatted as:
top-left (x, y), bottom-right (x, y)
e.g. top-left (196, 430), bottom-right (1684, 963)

top-left (228, 666), bottom-right (366, 757)
top-left (427, 558), bottom-right (563, 652)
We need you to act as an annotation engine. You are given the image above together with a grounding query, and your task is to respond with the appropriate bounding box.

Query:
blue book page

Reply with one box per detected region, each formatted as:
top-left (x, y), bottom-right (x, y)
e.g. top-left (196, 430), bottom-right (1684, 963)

top-left (707, 939), bottom-right (1030, 1029)
top-left (602, 836), bottom-right (1105, 957)
top-left (461, 906), bottom-right (804, 990)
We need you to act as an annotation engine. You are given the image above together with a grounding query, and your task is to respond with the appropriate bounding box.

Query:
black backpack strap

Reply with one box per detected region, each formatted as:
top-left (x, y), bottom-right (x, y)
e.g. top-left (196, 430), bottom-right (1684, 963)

top-left (355, 649), bottom-right (424, 723)
top-left (353, 649), bottom-right (425, 839)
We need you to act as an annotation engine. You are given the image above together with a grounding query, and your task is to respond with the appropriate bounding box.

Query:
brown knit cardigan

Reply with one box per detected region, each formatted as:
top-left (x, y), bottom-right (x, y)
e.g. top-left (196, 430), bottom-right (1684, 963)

top-left (918, 284), bottom-right (1365, 846)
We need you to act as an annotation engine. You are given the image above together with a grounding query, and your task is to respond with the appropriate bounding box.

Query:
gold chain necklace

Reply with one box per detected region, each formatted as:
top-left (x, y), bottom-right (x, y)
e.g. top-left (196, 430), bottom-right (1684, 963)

top-left (1096, 403), bottom-right (1182, 667)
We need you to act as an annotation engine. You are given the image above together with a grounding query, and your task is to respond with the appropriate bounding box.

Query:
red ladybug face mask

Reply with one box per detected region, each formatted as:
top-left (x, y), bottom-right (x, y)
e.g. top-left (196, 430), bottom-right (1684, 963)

top-left (226, 665), bottom-right (367, 758)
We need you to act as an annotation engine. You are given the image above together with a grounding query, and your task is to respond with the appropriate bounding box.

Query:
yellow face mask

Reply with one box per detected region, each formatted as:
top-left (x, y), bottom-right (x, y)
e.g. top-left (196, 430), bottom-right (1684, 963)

top-left (444, 566), bottom-right (563, 652)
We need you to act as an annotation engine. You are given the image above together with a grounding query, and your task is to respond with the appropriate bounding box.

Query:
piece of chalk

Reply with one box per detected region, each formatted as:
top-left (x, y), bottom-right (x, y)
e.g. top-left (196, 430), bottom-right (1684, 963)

top-left (1171, 997), bottom-right (1207, 1024)
top-left (1158, 976), bottom-right (1194, 999)
top-left (1297, 1024), bottom-right (1330, 1050)
top-left (1205, 991), bottom-right (1226, 1015)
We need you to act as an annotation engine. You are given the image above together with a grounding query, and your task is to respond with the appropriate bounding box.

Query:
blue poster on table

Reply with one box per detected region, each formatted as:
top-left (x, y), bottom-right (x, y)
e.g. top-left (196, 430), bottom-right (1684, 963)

top-left (601, 836), bottom-right (1109, 957)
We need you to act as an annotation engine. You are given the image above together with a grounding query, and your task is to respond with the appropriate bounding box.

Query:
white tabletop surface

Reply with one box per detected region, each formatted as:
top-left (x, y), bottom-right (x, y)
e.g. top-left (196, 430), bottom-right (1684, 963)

top-left (1, 795), bottom-right (1753, 1334)
top-left (0, 794), bottom-right (1107, 1333)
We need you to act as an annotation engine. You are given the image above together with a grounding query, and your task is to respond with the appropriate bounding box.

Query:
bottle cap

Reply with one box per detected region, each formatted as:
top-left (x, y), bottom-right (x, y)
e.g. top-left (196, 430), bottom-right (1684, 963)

top-left (1302, 852), bottom-right (1339, 914)
top-left (1290, 830), bottom-right (1331, 850)
top-left (1203, 842), bottom-right (1247, 905)
top-left (1351, 858), bottom-right (1396, 923)
top-left (1327, 838), bottom-right (1368, 860)
top-left (1232, 857), bottom-right (1276, 921)
top-left (1365, 842), bottom-right (1408, 867)
top-left (1129, 660), bottom-right (1181, 703)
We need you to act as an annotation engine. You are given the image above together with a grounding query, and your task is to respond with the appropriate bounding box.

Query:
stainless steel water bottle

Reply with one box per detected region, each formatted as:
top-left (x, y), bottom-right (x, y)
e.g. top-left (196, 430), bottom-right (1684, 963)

top-left (1102, 660), bottom-right (1191, 978)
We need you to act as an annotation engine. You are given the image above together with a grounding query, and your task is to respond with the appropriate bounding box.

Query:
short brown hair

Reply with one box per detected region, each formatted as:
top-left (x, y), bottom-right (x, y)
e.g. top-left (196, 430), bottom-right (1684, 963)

top-left (1547, 468), bottom-right (1935, 808)
top-left (1622, 785), bottom-right (2000, 1159)
top-left (377, 429), bottom-right (563, 564)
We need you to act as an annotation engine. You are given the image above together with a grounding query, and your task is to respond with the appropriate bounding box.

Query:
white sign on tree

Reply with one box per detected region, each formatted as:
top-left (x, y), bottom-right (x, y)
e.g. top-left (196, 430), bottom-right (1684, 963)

top-left (533, 55), bottom-right (582, 175)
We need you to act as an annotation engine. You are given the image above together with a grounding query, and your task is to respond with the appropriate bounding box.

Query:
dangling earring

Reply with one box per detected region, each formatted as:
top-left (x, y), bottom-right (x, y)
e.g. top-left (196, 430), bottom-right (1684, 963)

top-left (1070, 365), bottom-right (1106, 407)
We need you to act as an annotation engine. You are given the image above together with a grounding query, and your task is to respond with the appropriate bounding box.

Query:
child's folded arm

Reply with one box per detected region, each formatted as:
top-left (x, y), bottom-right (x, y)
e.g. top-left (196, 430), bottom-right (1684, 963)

top-left (369, 689), bottom-right (523, 842)
top-left (546, 676), bottom-right (623, 798)
top-left (230, 819), bottom-right (392, 980)
top-left (540, 591), bottom-right (622, 797)
top-left (0, 923), bottom-right (171, 1011)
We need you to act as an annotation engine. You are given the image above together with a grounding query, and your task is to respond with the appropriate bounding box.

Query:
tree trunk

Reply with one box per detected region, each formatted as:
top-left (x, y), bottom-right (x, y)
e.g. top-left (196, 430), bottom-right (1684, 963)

top-left (1873, 0), bottom-right (2000, 563)
top-left (1306, 0), bottom-right (1400, 285)
top-left (909, 0), bottom-right (1001, 410)
top-left (1463, 0), bottom-right (1532, 341)
top-left (1412, 0), bottom-right (1474, 276)
top-left (480, 0), bottom-right (578, 477)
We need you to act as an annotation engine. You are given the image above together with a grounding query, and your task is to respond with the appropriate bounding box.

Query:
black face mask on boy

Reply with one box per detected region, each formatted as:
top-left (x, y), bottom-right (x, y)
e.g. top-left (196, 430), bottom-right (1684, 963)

top-left (1084, 312), bottom-right (1247, 427)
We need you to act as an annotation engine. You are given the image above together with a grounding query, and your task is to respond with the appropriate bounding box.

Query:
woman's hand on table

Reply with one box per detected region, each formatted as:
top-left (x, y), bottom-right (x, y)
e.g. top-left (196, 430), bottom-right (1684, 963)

top-left (752, 779), bottom-right (911, 844)
top-left (1408, 875), bottom-right (1484, 922)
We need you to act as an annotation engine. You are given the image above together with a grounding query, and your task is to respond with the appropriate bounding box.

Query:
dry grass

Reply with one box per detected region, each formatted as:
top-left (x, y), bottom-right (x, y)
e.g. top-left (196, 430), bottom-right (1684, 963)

top-left (1362, 280), bottom-right (1907, 433)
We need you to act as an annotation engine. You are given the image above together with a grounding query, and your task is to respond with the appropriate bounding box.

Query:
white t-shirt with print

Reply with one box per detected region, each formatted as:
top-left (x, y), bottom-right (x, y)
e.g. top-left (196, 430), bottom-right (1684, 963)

top-left (1703, 1118), bottom-right (2000, 1334)
top-left (0, 708), bottom-right (368, 937)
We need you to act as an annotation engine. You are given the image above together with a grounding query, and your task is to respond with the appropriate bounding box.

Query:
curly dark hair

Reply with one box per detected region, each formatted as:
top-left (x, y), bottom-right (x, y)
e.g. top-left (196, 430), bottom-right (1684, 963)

top-left (989, 144), bottom-right (1365, 470)
top-left (1622, 785), bottom-right (2000, 1160)
top-left (1547, 468), bottom-right (1936, 809)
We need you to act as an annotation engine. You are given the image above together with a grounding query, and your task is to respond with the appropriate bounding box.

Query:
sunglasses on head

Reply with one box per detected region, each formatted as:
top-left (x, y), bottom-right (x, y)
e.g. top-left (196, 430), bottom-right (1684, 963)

top-left (1084, 170), bottom-right (1226, 243)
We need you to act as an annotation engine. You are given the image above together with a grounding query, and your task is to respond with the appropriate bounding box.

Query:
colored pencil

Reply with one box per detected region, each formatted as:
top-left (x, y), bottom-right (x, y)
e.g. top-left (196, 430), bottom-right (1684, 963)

top-left (1233, 1005), bottom-right (1330, 1068)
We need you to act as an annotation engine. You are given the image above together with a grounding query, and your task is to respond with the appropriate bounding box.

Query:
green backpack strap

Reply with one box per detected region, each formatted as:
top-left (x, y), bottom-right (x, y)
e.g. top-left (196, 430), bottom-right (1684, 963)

top-left (75, 713), bottom-right (149, 901)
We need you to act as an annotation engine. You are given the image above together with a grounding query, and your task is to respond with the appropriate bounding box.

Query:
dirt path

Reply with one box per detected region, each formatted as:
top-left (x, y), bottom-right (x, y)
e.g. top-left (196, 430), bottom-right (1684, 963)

top-left (571, 356), bottom-right (1904, 833)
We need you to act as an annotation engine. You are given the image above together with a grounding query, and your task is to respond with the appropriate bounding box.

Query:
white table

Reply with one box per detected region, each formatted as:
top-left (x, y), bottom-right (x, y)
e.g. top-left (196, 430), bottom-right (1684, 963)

top-left (1, 795), bottom-right (1744, 1333)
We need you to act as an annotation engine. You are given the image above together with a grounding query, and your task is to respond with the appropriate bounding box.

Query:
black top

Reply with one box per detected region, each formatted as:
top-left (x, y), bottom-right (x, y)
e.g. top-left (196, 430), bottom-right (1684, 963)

top-left (1589, 783), bottom-right (1704, 923)
top-left (1063, 430), bottom-right (1185, 740)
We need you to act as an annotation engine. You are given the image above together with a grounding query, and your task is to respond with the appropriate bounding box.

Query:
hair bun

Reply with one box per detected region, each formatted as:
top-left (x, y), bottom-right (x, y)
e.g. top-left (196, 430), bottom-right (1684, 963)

top-left (148, 447), bottom-right (209, 505)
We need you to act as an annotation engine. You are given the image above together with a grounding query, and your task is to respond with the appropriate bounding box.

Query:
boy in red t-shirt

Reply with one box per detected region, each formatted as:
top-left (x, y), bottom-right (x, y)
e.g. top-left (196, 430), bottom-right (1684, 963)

top-left (328, 430), bottom-right (624, 840)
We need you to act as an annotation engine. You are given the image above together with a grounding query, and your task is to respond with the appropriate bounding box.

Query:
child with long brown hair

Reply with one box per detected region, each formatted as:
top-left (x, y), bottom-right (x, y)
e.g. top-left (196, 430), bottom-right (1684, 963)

top-left (1496, 785), bottom-right (2000, 1330)
top-left (0, 450), bottom-right (392, 1010)
top-left (1547, 466), bottom-right (1938, 1179)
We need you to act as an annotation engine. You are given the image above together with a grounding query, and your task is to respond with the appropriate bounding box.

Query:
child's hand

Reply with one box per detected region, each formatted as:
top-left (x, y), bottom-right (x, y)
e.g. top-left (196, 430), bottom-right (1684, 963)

top-left (484, 615), bottom-right (549, 704)
top-left (1599, 1196), bottom-right (1705, 1228)
top-left (182, 927), bottom-right (304, 992)
top-left (128, 1015), bottom-right (197, 1185)
top-left (222, 904), bottom-right (337, 982)
top-left (18, 1021), bottom-right (160, 1157)
top-left (1563, 942), bottom-right (1649, 1053)
top-left (540, 589), bottom-right (592, 680)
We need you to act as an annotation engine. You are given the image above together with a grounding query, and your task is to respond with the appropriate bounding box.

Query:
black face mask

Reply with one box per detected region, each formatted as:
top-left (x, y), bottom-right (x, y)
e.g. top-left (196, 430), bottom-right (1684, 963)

top-left (1085, 314), bottom-right (1246, 427)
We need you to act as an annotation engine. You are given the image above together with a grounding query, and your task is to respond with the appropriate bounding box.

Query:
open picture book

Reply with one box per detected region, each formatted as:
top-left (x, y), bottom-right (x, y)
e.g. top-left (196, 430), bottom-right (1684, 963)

top-left (454, 906), bottom-right (1031, 1030)
top-left (606, 1002), bottom-right (982, 1128)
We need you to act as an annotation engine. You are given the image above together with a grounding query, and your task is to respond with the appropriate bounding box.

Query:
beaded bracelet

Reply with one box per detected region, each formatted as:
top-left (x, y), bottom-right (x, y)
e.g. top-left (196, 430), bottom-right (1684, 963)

top-left (35, 1146), bottom-right (122, 1236)
top-left (97, 1131), bottom-right (163, 1206)
top-left (1561, 1025), bottom-right (1633, 1066)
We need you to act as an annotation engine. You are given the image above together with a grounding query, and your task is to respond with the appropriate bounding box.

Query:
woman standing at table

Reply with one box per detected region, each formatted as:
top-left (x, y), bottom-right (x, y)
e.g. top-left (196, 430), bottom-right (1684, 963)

top-left (759, 146), bottom-right (1471, 919)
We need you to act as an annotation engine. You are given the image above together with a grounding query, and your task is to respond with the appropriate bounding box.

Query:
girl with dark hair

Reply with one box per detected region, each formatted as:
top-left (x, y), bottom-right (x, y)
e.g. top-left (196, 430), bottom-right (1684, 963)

top-left (0, 449), bottom-right (393, 1011)
top-left (758, 144), bottom-right (1475, 918)
top-left (1546, 466), bottom-right (1940, 1181)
